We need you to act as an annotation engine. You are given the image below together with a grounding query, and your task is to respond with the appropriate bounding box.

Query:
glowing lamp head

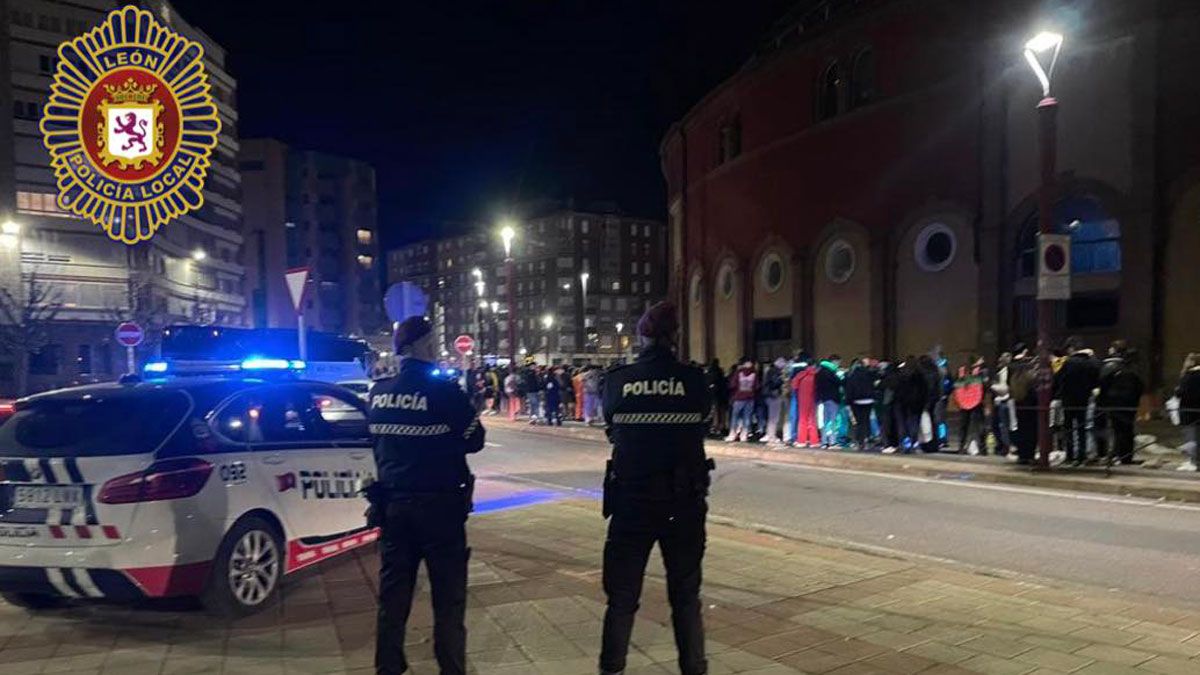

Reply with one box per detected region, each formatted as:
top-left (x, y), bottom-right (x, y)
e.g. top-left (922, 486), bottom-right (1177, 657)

top-left (541, 314), bottom-right (554, 329)
top-left (1023, 31), bottom-right (1063, 98)
top-left (191, 248), bottom-right (207, 261)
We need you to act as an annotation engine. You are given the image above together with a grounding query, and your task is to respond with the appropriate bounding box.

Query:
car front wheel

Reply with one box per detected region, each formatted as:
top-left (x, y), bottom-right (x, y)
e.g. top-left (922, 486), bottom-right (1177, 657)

top-left (202, 516), bottom-right (283, 616)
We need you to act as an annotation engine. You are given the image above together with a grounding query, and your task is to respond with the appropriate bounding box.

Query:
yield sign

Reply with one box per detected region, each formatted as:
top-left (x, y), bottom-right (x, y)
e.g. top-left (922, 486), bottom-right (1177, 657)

top-left (285, 267), bottom-right (310, 313)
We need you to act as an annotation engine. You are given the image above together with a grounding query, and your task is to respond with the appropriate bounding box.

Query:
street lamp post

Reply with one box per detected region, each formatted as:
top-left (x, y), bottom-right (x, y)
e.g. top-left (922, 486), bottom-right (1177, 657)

top-left (580, 270), bottom-right (590, 359)
top-left (190, 248), bottom-right (209, 327)
top-left (541, 313), bottom-right (554, 365)
top-left (500, 223), bottom-right (517, 365)
top-left (1024, 30), bottom-right (1063, 470)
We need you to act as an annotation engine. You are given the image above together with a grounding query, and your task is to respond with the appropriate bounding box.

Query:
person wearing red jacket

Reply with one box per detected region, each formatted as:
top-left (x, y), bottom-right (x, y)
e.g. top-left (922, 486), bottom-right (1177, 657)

top-left (726, 359), bottom-right (758, 442)
top-left (791, 359), bottom-right (820, 447)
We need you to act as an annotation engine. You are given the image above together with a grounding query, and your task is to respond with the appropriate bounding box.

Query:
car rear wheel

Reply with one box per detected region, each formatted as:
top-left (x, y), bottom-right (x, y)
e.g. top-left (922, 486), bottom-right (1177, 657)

top-left (1, 591), bottom-right (69, 611)
top-left (202, 516), bottom-right (283, 616)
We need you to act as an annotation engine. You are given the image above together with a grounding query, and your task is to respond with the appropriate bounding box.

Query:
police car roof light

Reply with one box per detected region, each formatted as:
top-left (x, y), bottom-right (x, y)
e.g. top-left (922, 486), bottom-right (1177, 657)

top-left (240, 357), bottom-right (292, 371)
top-left (431, 368), bottom-right (442, 376)
top-left (144, 361), bottom-right (170, 373)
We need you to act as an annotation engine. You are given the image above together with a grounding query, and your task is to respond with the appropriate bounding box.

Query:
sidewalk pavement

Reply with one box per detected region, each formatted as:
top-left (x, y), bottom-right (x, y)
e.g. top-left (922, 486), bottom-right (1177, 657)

top-left (5, 497), bottom-right (1199, 675)
top-left (487, 418), bottom-right (1200, 504)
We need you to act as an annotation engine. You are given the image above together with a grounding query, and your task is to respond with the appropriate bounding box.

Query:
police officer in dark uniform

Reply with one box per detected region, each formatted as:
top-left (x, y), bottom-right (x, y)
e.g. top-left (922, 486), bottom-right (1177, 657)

top-left (368, 316), bottom-right (485, 675)
top-left (599, 301), bottom-right (713, 675)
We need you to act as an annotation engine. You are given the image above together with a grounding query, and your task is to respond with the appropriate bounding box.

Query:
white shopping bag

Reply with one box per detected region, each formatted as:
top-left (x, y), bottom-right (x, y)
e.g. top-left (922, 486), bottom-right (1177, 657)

top-left (919, 411), bottom-right (933, 443)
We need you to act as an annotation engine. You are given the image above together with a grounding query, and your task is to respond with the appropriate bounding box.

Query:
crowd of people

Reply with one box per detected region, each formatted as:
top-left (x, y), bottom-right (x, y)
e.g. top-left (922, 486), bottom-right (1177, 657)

top-left (460, 338), bottom-right (1200, 470)
top-left (467, 363), bottom-right (610, 426)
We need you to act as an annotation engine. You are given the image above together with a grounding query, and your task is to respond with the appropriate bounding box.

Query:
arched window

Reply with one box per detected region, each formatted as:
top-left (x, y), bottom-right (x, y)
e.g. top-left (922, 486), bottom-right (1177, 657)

top-left (759, 252), bottom-right (786, 293)
top-left (824, 239), bottom-right (856, 284)
top-left (850, 47), bottom-right (876, 108)
top-left (718, 262), bottom-right (736, 299)
top-left (818, 62), bottom-right (842, 121)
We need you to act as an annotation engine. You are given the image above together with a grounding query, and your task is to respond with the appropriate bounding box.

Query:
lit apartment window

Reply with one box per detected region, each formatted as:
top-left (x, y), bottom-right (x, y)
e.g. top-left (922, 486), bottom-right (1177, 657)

top-left (612, 281), bottom-right (620, 292)
top-left (357, 255), bottom-right (373, 268)
top-left (16, 191), bottom-right (70, 218)
top-left (357, 229), bottom-right (372, 245)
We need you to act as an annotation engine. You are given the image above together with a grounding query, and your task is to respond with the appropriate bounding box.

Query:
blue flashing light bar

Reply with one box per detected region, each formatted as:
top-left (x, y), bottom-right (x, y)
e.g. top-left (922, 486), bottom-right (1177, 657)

top-left (431, 368), bottom-right (442, 376)
top-left (144, 361), bottom-right (169, 374)
top-left (289, 360), bottom-right (307, 370)
top-left (240, 357), bottom-right (291, 371)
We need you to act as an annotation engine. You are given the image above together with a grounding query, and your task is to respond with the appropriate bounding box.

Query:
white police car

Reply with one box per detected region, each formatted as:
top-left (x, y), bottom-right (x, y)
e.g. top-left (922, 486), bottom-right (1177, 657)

top-left (0, 361), bottom-right (376, 615)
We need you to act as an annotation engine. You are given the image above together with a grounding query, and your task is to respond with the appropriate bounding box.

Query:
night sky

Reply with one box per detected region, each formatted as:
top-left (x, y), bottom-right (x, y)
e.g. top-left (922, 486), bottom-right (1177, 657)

top-left (169, 0), bottom-right (796, 249)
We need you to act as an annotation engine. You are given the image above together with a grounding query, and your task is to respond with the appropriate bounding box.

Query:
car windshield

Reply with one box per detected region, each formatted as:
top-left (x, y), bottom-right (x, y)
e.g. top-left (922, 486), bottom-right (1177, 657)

top-left (0, 391), bottom-right (191, 458)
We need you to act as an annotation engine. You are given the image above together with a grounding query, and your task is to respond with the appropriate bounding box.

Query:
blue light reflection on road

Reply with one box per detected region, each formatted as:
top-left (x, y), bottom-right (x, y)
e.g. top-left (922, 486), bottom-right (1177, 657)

top-left (472, 487), bottom-right (601, 514)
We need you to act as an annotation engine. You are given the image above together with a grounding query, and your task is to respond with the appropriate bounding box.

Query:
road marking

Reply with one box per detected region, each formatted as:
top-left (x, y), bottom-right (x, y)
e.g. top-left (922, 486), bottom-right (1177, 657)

top-left (488, 426), bottom-right (1200, 512)
top-left (748, 459), bottom-right (1200, 512)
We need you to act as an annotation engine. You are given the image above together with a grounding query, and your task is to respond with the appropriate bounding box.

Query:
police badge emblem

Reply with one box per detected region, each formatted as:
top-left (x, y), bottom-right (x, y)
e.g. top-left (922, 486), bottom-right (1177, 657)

top-left (39, 6), bottom-right (221, 244)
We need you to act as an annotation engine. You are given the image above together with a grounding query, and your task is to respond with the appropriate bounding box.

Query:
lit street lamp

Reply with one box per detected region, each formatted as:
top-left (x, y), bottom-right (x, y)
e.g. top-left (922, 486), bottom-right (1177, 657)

top-left (580, 270), bottom-right (590, 356)
top-left (1024, 30), bottom-right (1064, 470)
top-left (0, 219), bottom-right (20, 249)
top-left (191, 248), bottom-right (207, 261)
top-left (498, 221), bottom-right (517, 364)
top-left (541, 313), bottom-right (554, 364)
top-left (616, 321), bottom-right (625, 357)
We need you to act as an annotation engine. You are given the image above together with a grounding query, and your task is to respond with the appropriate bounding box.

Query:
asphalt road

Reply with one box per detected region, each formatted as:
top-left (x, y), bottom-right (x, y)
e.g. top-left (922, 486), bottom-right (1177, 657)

top-left (473, 425), bottom-right (1200, 605)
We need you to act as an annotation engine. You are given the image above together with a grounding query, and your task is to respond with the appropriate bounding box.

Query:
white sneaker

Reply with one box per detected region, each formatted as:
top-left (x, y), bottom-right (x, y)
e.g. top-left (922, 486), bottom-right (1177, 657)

top-left (882, 446), bottom-right (897, 455)
top-left (724, 434), bottom-right (736, 442)
top-left (759, 436), bottom-right (772, 444)
top-left (1176, 461), bottom-right (1198, 472)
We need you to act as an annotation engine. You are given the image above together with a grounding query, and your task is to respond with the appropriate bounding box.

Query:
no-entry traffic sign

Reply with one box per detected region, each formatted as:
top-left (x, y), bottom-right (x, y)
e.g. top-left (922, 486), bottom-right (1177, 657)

top-left (115, 322), bottom-right (144, 348)
top-left (454, 334), bottom-right (475, 355)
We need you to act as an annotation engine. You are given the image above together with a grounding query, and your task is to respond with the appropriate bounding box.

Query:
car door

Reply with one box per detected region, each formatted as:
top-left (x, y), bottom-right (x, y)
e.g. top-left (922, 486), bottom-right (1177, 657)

top-left (250, 384), bottom-right (370, 571)
top-left (301, 383), bottom-right (374, 534)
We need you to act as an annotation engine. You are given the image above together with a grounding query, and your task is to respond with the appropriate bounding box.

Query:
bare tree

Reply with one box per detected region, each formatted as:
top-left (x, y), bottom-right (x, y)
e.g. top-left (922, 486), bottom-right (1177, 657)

top-left (104, 251), bottom-right (170, 357)
top-left (0, 273), bottom-right (63, 397)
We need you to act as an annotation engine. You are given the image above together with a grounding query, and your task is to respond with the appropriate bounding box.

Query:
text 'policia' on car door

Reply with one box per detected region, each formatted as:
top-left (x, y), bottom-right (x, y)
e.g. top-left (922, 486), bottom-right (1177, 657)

top-left (238, 384), bottom-right (374, 570)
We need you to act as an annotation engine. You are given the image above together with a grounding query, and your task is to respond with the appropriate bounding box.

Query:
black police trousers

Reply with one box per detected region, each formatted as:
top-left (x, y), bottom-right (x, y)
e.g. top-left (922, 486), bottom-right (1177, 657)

top-left (600, 499), bottom-right (707, 675)
top-left (376, 497), bottom-right (469, 675)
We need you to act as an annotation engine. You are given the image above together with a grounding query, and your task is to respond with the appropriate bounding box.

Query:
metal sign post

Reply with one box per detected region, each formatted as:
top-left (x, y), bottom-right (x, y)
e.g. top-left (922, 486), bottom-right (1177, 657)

top-left (285, 267), bottom-right (311, 362)
top-left (114, 322), bottom-right (144, 375)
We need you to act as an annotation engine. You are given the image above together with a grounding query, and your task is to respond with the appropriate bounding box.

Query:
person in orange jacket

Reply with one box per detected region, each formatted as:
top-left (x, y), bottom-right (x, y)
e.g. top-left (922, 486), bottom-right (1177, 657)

top-left (791, 353), bottom-right (820, 447)
top-left (572, 368), bottom-right (585, 421)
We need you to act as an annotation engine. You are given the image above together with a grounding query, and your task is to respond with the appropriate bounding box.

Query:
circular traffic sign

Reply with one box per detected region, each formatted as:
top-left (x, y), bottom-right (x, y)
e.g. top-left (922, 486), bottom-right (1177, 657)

top-left (1043, 244), bottom-right (1067, 273)
top-left (454, 334), bottom-right (475, 355)
top-left (114, 322), bottom-right (144, 348)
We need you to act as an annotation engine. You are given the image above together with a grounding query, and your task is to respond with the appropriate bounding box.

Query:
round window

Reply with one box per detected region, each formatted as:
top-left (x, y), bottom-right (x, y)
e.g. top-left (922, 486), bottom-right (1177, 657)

top-left (914, 222), bottom-right (957, 272)
top-left (718, 263), bottom-right (735, 299)
top-left (690, 273), bottom-right (703, 306)
top-left (824, 240), bottom-right (856, 284)
top-left (760, 253), bottom-right (785, 293)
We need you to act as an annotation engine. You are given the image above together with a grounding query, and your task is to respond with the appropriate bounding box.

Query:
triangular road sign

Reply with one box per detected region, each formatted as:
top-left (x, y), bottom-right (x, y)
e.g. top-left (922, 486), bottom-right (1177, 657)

top-left (285, 267), bottom-right (310, 313)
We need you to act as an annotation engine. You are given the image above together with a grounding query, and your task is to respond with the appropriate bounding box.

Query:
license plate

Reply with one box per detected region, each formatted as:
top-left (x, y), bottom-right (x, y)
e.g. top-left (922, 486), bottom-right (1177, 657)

top-left (12, 485), bottom-right (85, 510)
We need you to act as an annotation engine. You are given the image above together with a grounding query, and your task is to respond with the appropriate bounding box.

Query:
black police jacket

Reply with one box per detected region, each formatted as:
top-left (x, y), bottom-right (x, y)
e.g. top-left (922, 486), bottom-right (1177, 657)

top-left (602, 344), bottom-right (712, 502)
top-left (369, 358), bottom-right (485, 494)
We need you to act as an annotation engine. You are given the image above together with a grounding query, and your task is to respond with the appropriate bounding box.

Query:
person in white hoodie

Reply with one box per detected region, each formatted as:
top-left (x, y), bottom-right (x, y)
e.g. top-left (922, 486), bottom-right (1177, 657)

top-left (990, 352), bottom-right (1015, 456)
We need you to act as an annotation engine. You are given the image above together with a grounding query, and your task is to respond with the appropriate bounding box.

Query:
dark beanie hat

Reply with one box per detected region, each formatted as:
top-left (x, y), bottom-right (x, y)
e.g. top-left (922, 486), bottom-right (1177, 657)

top-left (393, 316), bottom-right (433, 352)
top-left (637, 301), bottom-right (679, 341)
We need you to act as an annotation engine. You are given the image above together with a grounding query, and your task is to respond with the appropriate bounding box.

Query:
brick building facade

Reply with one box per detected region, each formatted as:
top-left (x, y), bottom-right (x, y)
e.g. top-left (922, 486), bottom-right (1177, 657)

top-left (663, 0), bottom-right (1200, 385)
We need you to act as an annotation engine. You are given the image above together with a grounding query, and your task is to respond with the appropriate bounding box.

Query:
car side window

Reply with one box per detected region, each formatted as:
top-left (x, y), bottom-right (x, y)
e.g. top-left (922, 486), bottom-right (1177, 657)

top-left (308, 387), bottom-right (369, 443)
top-left (211, 392), bottom-right (268, 444)
top-left (257, 386), bottom-right (329, 446)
